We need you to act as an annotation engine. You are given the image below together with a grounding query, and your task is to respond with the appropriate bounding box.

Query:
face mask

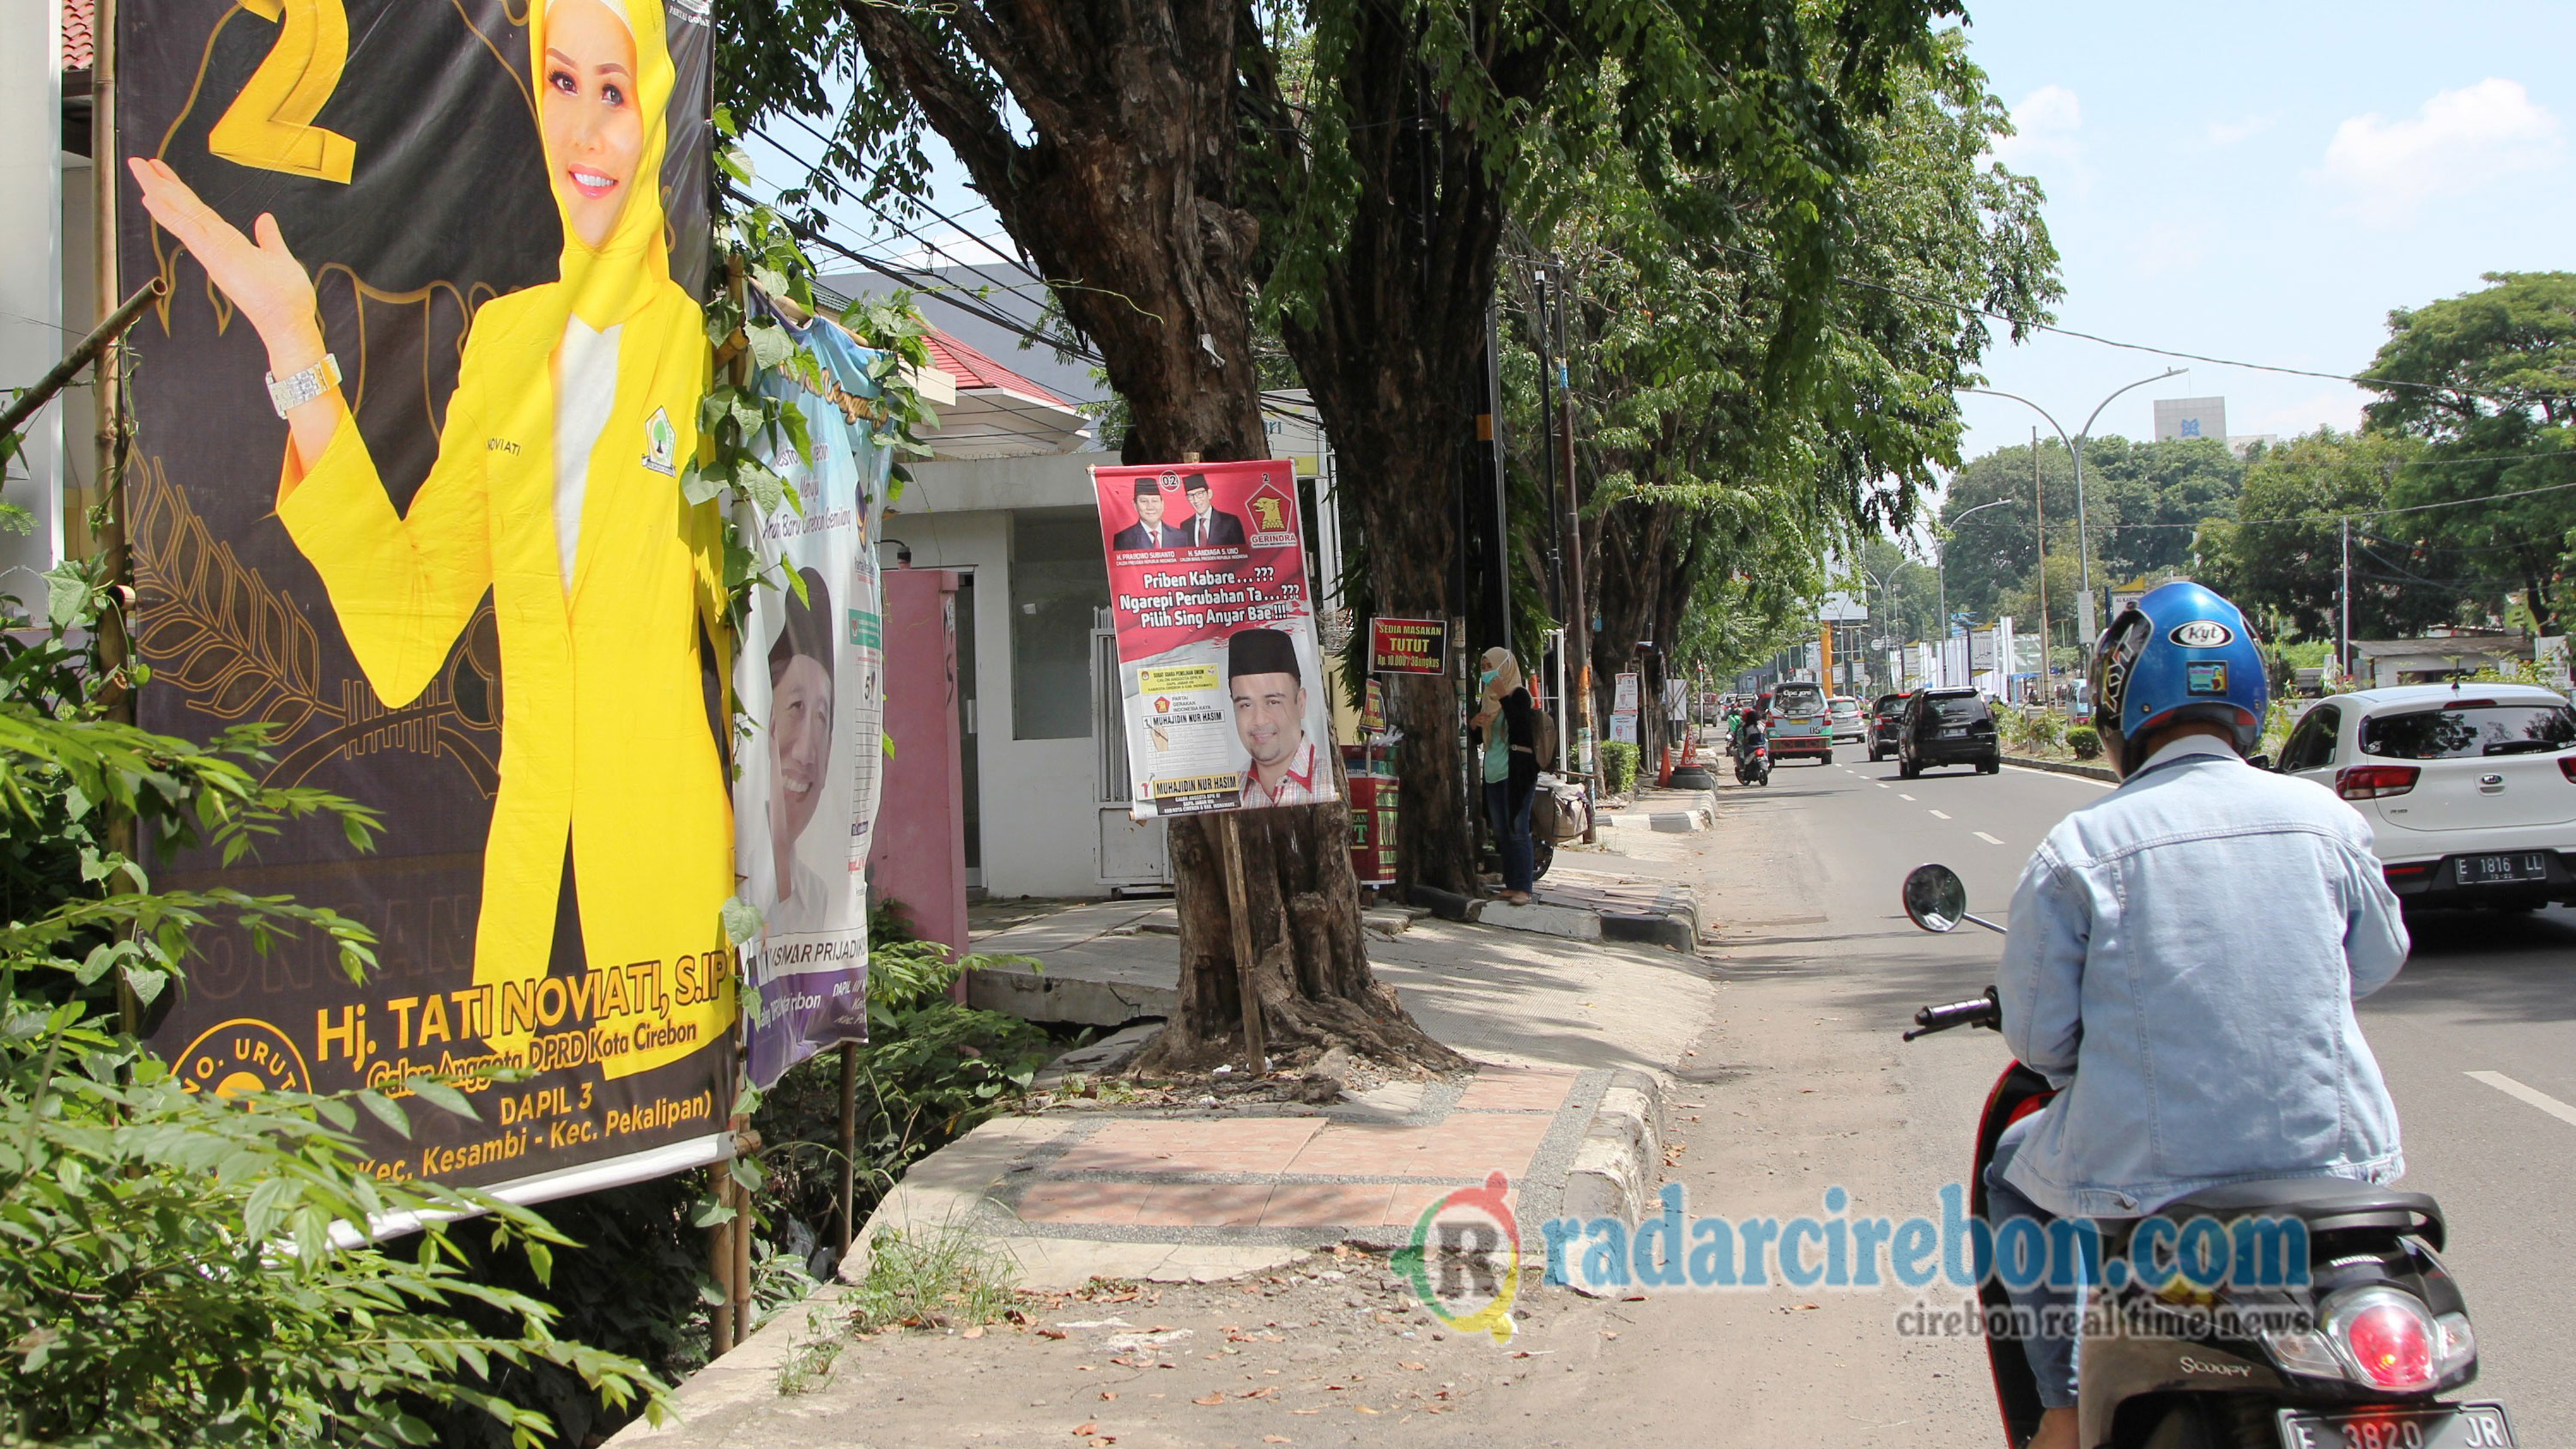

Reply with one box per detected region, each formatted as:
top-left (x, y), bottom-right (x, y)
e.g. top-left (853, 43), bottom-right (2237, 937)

top-left (1479, 670), bottom-right (1497, 692)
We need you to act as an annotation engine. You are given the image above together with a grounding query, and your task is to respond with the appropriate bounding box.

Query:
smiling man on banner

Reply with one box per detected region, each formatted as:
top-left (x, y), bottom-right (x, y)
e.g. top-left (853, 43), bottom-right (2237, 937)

top-left (1230, 627), bottom-right (1324, 807)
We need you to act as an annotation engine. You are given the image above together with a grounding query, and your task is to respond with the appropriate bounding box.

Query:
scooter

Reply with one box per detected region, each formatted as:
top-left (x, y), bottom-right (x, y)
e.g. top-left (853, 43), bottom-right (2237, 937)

top-left (1734, 731), bottom-right (1771, 786)
top-left (1900, 864), bottom-right (2510, 1449)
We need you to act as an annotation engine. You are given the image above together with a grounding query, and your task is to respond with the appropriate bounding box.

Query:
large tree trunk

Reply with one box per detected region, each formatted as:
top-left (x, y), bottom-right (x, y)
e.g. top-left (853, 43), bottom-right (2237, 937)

top-left (1253, 21), bottom-right (1527, 898)
top-left (837, 0), bottom-right (1458, 1076)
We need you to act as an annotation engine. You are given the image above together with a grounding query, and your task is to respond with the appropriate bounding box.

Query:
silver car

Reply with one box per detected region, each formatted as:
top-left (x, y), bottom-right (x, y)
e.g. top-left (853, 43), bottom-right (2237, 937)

top-left (1827, 695), bottom-right (1867, 743)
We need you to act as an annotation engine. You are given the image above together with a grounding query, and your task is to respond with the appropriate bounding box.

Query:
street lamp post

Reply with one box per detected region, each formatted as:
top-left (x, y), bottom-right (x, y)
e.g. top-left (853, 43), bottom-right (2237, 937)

top-left (1967, 368), bottom-right (2187, 645)
top-left (1933, 496), bottom-right (2019, 688)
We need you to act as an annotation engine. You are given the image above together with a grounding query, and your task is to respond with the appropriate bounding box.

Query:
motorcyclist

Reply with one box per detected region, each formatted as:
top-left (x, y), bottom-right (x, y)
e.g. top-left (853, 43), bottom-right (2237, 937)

top-left (1988, 581), bottom-right (2409, 1449)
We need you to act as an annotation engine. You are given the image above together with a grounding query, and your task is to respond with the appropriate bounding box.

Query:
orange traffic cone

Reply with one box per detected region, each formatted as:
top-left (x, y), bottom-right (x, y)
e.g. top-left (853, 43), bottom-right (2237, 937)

top-left (1656, 744), bottom-right (1674, 788)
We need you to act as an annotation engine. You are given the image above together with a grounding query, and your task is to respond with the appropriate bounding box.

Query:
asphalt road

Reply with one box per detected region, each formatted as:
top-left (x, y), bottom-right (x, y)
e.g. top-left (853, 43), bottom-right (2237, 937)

top-left (1662, 748), bottom-right (2576, 1446)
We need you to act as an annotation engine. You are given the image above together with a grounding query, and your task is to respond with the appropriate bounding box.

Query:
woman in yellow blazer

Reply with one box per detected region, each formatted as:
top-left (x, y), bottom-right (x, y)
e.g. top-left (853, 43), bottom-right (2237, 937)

top-left (130, 0), bottom-right (730, 1077)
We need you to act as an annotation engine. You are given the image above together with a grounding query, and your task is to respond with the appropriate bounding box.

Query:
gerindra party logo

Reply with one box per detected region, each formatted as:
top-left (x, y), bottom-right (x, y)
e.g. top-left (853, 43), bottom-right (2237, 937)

top-left (1393, 1171), bottom-right (1522, 1344)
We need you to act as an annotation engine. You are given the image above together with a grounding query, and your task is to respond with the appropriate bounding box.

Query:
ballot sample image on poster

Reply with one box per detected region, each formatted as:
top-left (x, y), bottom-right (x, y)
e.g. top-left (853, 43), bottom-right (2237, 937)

top-left (735, 315), bottom-right (888, 1090)
top-left (118, 0), bottom-right (733, 1196)
top-left (1093, 461), bottom-right (1338, 815)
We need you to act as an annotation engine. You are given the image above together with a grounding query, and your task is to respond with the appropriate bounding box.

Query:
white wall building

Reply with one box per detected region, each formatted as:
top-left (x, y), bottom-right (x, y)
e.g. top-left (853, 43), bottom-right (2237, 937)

top-left (3, 0), bottom-right (97, 591)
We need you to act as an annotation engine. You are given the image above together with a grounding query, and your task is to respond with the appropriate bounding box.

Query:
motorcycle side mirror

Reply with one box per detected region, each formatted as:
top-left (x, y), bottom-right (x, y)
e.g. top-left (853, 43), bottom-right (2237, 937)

top-left (1902, 864), bottom-right (1968, 933)
top-left (2247, 753), bottom-right (2273, 772)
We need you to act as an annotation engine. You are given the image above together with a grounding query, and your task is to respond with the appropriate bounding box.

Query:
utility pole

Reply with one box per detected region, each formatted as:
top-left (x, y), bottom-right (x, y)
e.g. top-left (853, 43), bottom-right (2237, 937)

top-left (2033, 427), bottom-right (2047, 699)
top-left (1967, 367), bottom-right (2185, 645)
top-left (1552, 260), bottom-right (1591, 774)
top-left (2340, 514), bottom-right (2352, 687)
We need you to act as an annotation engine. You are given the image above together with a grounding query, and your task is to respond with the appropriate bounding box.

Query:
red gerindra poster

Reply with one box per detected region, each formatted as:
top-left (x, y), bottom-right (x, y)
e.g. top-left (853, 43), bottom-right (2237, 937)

top-left (1091, 460), bottom-right (1338, 816)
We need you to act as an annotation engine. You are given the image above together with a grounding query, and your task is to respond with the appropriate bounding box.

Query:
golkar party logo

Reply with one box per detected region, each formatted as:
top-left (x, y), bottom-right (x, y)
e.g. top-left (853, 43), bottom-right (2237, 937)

top-left (1392, 1171), bottom-right (1523, 1344)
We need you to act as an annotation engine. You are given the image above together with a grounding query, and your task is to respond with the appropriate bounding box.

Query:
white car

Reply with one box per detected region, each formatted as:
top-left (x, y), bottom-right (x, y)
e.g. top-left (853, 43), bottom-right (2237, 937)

top-left (2272, 683), bottom-right (2576, 910)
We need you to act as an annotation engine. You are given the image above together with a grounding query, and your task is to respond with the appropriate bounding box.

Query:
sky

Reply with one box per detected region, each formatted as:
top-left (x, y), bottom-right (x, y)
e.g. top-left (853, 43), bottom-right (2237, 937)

top-left (1949, 0), bottom-right (2576, 464)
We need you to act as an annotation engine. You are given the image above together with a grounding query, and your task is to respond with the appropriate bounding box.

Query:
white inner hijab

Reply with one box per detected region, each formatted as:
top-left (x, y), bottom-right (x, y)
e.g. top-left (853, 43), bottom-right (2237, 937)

top-left (553, 318), bottom-right (621, 592)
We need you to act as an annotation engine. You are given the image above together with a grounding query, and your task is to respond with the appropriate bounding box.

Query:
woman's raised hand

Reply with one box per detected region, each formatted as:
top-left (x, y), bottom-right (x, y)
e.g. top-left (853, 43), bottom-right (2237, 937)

top-left (127, 157), bottom-right (326, 378)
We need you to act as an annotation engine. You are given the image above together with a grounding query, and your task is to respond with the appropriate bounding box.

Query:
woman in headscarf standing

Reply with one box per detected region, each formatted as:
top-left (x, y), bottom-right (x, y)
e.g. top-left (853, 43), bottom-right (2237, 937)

top-left (1471, 647), bottom-right (1540, 903)
top-left (129, 0), bottom-right (730, 1077)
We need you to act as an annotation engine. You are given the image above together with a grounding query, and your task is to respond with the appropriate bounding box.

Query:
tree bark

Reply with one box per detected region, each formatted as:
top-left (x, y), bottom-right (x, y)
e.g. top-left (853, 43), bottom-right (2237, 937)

top-left (836, 0), bottom-right (1458, 1076)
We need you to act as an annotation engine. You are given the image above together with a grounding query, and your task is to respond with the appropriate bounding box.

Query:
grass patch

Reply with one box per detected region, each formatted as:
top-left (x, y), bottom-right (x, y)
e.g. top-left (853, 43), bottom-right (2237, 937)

top-left (775, 1307), bottom-right (846, 1395)
top-left (844, 1227), bottom-right (1020, 1334)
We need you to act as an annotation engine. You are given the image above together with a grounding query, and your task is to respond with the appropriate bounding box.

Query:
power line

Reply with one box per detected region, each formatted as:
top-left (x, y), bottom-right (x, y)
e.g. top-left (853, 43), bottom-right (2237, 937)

top-left (1699, 239), bottom-right (2567, 409)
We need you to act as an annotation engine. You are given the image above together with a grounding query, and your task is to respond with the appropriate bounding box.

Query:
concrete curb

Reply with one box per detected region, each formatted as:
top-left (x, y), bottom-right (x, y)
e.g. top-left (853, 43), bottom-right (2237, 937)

top-left (1556, 1069), bottom-right (1664, 1253)
top-left (2003, 753), bottom-right (2118, 784)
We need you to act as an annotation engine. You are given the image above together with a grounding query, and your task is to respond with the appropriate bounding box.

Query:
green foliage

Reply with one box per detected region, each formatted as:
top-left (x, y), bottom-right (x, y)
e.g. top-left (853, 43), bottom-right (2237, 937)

top-left (2192, 428), bottom-right (2444, 643)
top-left (839, 1227), bottom-right (1018, 1335)
top-left (0, 589), bottom-right (667, 1448)
top-left (2001, 707), bottom-right (2064, 754)
top-left (1598, 741), bottom-right (1640, 797)
top-left (697, 112), bottom-right (938, 621)
top-left (1937, 435), bottom-right (2244, 632)
top-left (2065, 724), bottom-right (2100, 761)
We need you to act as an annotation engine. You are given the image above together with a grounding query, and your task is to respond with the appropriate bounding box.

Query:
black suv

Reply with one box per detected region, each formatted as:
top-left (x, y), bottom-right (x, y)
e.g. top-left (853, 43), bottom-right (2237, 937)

top-left (1897, 688), bottom-right (2000, 777)
top-left (1865, 693), bottom-right (1910, 762)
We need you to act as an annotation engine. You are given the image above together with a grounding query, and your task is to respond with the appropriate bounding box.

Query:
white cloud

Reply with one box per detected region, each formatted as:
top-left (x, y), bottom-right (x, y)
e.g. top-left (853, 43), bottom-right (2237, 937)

top-left (1991, 84), bottom-right (2084, 176)
top-left (2320, 78), bottom-right (2561, 225)
top-left (2236, 387), bottom-right (2369, 441)
top-left (2205, 114), bottom-right (2272, 147)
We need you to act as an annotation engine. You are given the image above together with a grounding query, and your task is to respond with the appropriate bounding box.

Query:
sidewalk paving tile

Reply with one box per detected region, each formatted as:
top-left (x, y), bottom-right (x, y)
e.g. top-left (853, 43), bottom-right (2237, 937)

top-left (1258, 1182), bottom-right (1398, 1228)
top-left (1047, 1117), bottom-right (1322, 1176)
top-left (1130, 1183), bottom-right (1276, 1228)
top-left (1383, 1181), bottom-right (1521, 1227)
top-left (1454, 1065), bottom-right (1579, 1112)
top-left (1012, 1179), bottom-right (1155, 1226)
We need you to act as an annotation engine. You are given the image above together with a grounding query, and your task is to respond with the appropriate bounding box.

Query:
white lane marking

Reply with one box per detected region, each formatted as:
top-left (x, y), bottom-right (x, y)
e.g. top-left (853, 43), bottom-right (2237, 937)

top-left (1875, 782), bottom-right (1890, 789)
top-left (1929, 809), bottom-right (1951, 820)
top-left (1974, 831), bottom-right (2004, 845)
top-left (1897, 793), bottom-right (1916, 801)
top-left (2466, 1070), bottom-right (2576, 1127)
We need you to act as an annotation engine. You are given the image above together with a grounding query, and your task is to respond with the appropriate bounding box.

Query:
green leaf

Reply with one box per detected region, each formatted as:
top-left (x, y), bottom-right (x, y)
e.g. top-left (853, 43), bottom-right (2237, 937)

top-left (356, 1089), bottom-right (413, 1138)
top-left (407, 1077), bottom-right (479, 1120)
top-left (719, 896), bottom-right (764, 945)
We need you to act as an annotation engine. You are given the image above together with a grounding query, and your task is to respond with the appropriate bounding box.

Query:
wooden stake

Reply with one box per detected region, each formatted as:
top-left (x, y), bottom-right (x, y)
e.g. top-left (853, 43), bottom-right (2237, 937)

top-left (708, 1170), bottom-right (735, 1356)
top-left (1217, 812), bottom-right (1266, 1075)
top-left (837, 1041), bottom-right (858, 1256)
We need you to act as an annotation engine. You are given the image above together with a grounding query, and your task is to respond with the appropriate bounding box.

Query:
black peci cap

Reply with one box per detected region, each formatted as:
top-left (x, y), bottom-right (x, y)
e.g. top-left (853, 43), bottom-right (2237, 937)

top-left (1184, 472), bottom-right (1212, 494)
top-left (1227, 627), bottom-right (1301, 682)
top-left (1133, 476), bottom-right (1162, 498)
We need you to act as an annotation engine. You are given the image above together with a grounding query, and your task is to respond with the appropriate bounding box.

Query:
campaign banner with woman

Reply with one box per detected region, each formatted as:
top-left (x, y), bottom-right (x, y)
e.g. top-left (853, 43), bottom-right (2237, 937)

top-left (1092, 460), bottom-right (1337, 816)
top-left (735, 315), bottom-right (888, 1089)
top-left (119, 0), bottom-right (736, 1198)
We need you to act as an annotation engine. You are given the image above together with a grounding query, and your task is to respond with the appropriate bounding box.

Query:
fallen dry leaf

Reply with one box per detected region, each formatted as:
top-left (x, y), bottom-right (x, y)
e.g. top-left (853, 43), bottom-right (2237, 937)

top-left (1099, 1391), bottom-right (1118, 1401)
top-left (1038, 1329), bottom-right (1068, 1341)
top-left (1355, 1405), bottom-right (1381, 1415)
top-left (1071, 1424), bottom-right (1097, 1436)
top-left (1241, 1387), bottom-right (1276, 1399)
top-left (1193, 1394), bottom-right (1226, 1406)
top-left (962, 1326), bottom-right (985, 1339)
top-left (1264, 1438), bottom-right (1293, 1444)
top-left (1397, 1361), bottom-right (1427, 1371)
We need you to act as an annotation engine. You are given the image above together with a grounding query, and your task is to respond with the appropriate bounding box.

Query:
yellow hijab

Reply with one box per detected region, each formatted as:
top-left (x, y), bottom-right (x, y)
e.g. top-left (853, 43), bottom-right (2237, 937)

top-left (530, 0), bottom-right (676, 330)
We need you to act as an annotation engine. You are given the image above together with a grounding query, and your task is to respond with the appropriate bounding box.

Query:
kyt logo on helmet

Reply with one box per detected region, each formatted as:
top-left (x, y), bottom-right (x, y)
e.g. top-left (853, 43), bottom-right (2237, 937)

top-left (2086, 581), bottom-right (2270, 774)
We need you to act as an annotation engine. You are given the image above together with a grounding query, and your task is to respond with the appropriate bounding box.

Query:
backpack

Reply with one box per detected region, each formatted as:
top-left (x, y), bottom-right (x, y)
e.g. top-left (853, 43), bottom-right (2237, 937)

top-left (1529, 696), bottom-right (1561, 768)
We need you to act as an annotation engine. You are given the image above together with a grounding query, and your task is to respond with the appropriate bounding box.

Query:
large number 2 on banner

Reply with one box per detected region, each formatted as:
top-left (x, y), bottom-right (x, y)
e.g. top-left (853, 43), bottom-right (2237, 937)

top-left (207, 0), bottom-right (357, 184)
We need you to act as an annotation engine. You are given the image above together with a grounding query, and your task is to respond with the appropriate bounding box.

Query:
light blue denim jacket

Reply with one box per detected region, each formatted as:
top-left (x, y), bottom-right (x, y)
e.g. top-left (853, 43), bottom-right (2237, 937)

top-left (1998, 736), bottom-right (2409, 1218)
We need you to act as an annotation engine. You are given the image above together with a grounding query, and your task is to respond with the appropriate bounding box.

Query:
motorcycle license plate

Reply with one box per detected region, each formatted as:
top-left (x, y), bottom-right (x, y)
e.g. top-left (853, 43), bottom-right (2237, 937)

top-left (2276, 1403), bottom-right (2514, 1449)
top-left (2455, 852), bottom-right (2547, 885)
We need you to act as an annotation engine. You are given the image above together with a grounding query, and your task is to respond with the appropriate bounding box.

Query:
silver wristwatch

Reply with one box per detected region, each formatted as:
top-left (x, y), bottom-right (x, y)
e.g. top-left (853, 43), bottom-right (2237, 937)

top-left (264, 352), bottom-right (342, 417)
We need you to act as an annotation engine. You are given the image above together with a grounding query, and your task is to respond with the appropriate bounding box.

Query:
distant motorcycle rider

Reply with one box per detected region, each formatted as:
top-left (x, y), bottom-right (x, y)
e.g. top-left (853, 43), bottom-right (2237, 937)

top-left (1988, 581), bottom-right (2409, 1449)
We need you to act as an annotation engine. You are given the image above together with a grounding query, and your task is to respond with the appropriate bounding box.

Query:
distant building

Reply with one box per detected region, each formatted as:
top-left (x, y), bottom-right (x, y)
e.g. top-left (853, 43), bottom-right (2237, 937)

top-left (2153, 396), bottom-right (2228, 444)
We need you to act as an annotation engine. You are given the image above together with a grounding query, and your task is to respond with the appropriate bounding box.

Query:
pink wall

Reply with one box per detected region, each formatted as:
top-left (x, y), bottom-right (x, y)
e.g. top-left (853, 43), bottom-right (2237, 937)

top-left (866, 569), bottom-right (969, 956)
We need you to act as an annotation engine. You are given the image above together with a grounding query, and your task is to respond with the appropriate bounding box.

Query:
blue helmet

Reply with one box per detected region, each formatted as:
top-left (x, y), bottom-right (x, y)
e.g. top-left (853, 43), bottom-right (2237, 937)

top-left (2088, 580), bottom-right (2269, 762)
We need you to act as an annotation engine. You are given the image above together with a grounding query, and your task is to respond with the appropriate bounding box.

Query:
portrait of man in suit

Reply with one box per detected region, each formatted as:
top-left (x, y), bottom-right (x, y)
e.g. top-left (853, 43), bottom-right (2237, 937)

top-left (1180, 473), bottom-right (1247, 549)
top-left (1111, 476), bottom-right (1185, 551)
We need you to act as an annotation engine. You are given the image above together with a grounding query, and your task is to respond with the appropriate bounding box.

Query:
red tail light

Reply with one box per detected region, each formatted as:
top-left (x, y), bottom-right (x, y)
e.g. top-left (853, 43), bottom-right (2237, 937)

top-left (2335, 1291), bottom-right (2437, 1392)
top-left (2558, 755), bottom-right (2576, 783)
top-left (2337, 765), bottom-right (2420, 801)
